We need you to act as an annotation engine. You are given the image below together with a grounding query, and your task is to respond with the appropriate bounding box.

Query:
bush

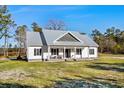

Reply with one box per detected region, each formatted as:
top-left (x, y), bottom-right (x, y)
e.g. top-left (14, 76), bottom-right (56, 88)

top-left (111, 44), bottom-right (121, 54)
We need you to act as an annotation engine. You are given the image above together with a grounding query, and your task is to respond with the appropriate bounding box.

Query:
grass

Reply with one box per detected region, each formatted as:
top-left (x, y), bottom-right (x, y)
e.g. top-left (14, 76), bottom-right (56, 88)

top-left (0, 53), bottom-right (123, 88)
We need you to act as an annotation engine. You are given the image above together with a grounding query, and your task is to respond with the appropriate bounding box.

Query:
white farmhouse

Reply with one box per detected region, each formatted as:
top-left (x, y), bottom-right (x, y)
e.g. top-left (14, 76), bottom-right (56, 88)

top-left (26, 29), bottom-right (98, 61)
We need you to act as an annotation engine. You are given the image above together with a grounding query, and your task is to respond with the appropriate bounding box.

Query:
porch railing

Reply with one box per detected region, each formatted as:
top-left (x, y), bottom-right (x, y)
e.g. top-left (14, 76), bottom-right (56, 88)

top-left (50, 55), bottom-right (63, 59)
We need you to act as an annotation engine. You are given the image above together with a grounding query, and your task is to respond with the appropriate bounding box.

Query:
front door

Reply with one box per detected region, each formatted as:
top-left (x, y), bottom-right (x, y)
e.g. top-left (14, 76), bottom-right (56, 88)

top-left (65, 49), bottom-right (71, 58)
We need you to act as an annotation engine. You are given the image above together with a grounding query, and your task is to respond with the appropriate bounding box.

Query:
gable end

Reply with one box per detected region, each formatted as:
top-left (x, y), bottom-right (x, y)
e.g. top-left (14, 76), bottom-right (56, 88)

top-left (57, 33), bottom-right (80, 42)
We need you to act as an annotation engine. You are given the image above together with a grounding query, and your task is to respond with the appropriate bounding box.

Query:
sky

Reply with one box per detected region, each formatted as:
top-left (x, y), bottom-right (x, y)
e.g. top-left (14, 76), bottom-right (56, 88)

top-left (8, 5), bottom-right (124, 34)
top-left (1, 5), bottom-right (124, 46)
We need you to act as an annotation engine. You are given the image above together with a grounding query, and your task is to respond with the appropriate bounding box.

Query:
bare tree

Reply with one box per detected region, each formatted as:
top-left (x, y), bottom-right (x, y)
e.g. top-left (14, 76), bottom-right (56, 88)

top-left (45, 19), bottom-right (67, 30)
top-left (15, 25), bottom-right (27, 58)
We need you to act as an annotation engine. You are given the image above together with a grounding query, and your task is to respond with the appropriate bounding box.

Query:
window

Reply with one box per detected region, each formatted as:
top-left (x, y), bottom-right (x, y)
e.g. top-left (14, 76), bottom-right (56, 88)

top-left (34, 48), bottom-right (37, 56)
top-left (89, 49), bottom-right (94, 55)
top-left (34, 48), bottom-right (42, 56)
top-left (51, 48), bottom-right (59, 55)
top-left (76, 49), bottom-right (82, 55)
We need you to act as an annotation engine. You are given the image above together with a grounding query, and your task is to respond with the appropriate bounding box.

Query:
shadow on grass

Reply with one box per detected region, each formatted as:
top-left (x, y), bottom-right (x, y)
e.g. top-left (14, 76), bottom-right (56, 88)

top-left (52, 76), bottom-right (121, 88)
top-left (94, 63), bottom-right (124, 67)
top-left (0, 83), bottom-right (35, 88)
top-left (10, 58), bottom-right (27, 61)
top-left (8, 58), bottom-right (28, 63)
top-left (86, 64), bottom-right (124, 72)
top-left (75, 75), bottom-right (117, 82)
top-left (0, 61), bottom-right (9, 64)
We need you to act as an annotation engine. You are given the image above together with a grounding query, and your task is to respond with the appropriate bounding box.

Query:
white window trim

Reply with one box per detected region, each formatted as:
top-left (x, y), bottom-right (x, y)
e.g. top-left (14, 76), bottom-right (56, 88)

top-left (89, 49), bottom-right (95, 55)
top-left (76, 48), bottom-right (82, 55)
top-left (34, 48), bottom-right (42, 56)
top-left (51, 48), bottom-right (59, 55)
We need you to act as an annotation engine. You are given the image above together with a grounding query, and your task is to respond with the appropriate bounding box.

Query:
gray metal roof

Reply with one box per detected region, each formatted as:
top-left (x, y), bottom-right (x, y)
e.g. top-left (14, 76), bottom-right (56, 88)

top-left (71, 31), bottom-right (99, 47)
top-left (26, 29), bottom-right (98, 47)
top-left (26, 31), bottom-right (43, 46)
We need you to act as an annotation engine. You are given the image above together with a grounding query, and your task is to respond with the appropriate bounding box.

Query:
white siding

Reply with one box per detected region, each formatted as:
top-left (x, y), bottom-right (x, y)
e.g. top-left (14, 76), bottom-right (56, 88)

top-left (43, 52), bottom-right (49, 60)
top-left (75, 55), bottom-right (82, 58)
top-left (27, 46), bottom-right (98, 61)
top-left (82, 47), bottom-right (89, 58)
top-left (89, 47), bottom-right (98, 58)
top-left (59, 52), bottom-right (63, 59)
top-left (71, 52), bottom-right (75, 58)
top-left (27, 47), bottom-right (42, 60)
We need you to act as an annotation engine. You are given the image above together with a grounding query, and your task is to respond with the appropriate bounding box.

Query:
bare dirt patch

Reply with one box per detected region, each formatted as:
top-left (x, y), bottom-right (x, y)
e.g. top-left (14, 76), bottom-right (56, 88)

top-left (0, 69), bottom-right (30, 80)
top-left (111, 57), bottom-right (124, 59)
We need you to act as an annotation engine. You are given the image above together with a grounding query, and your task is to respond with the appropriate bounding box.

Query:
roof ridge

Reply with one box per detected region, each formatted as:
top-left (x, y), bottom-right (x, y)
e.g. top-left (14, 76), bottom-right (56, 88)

top-left (42, 29), bottom-right (80, 33)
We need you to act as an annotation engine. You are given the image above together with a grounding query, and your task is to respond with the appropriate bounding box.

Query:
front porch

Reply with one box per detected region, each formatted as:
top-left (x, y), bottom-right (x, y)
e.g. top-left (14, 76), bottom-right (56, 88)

top-left (47, 46), bottom-right (83, 60)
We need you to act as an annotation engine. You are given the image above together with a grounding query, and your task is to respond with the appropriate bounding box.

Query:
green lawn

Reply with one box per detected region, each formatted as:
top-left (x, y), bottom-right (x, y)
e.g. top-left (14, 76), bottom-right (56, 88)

top-left (0, 54), bottom-right (124, 88)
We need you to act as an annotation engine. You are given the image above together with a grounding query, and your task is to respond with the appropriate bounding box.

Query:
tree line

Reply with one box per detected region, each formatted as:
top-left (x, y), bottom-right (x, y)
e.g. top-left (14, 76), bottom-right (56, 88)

top-left (91, 27), bottom-right (124, 54)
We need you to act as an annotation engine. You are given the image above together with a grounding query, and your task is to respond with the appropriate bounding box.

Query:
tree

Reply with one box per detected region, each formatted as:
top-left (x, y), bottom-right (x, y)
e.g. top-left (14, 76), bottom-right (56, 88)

top-left (120, 31), bottom-right (124, 43)
top-left (31, 22), bottom-right (42, 32)
top-left (15, 25), bottom-right (27, 57)
top-left (104, 27), bottom-right (117, 52)
top-left (0, 5), bottom-right (16, 56)
top-left (9, 43), bottom-right (12, 48)
top-left (91, 27), bottom-right (124, 54)
top-left (91, 29), bottom-right (105, 52)
top-left (45, 19), bottom-right (67, 30)
top-left (13, 44), bottom-right (18, 56)
top-left (14, 44), bottom-right (17, 48)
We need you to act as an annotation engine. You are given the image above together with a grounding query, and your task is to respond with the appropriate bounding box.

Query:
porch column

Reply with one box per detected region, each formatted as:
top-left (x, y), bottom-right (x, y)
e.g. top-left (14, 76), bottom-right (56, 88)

top-left (63, 47), bottom-right (66, 59)
top-left (48, 46), bottom-right (50, 60)
top-left (74, 47), bottom-right (76, 59)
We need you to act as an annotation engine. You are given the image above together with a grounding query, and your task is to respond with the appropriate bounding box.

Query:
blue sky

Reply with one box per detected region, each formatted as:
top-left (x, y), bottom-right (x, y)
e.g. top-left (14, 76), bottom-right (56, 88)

top-left (1, 5), bottom-right (124, 47)
top-left (8, 5), bottom-right (124, 34)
